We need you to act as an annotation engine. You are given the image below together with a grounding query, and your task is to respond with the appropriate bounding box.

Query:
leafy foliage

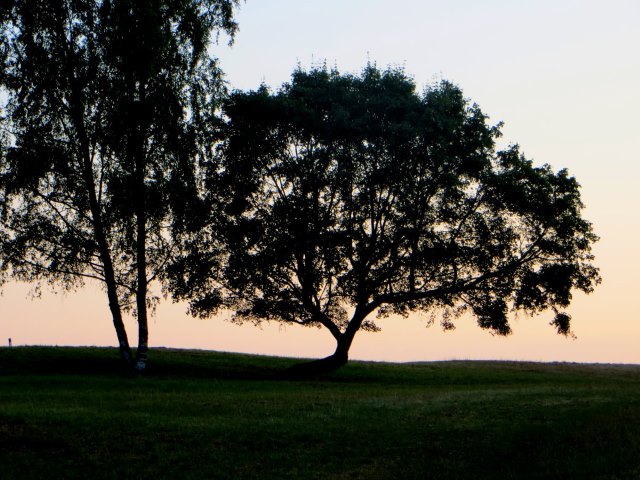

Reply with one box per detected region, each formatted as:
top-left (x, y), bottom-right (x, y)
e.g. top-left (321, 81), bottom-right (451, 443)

top-left (175, 64), bottom-right (600, 369)
top-left (0, 0), bottom-right (238, 368)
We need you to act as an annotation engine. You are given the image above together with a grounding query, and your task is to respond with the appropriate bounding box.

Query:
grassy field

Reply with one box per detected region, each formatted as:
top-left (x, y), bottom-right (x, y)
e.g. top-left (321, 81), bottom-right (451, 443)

top-left (1, 347), bottom-right (639, 479)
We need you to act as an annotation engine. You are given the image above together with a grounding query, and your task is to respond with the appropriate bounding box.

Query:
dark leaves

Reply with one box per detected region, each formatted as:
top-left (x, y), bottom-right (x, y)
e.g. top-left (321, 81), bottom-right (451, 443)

top-left (551, 312), bottom-right (574, 337)
top-left (175, 63), bottom-right (599, 344)
top-left (1, 0), bottom-right (239, 312)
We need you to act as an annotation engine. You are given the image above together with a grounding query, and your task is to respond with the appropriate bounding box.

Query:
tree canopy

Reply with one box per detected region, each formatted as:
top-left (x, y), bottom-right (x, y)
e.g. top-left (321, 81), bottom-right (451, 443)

top-left (0, 0), bottom-right (239, 370)
top-left (172, 65), bottom-right (600, 374)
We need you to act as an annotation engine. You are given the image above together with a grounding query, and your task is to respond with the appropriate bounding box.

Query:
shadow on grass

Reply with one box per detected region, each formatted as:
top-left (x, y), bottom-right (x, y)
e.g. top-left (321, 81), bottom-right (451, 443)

top-left (0, 346), bottom-right (297, 380)
top-left (1, 347), bottom-right (640, 479)
top-left (2, 346), bottom-right (639, 387)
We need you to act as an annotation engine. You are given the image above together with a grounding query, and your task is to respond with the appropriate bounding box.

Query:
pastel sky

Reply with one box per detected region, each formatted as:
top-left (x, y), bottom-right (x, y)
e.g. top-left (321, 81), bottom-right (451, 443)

top-left (2, 0), bottom-right (639, 363)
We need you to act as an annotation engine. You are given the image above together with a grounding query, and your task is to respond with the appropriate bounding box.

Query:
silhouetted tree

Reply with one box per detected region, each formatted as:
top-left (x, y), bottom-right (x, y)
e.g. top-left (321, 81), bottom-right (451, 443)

top-left (173, 65), bottom-right (600, 375)
top-left (0, 0), bottom-right (238, 371)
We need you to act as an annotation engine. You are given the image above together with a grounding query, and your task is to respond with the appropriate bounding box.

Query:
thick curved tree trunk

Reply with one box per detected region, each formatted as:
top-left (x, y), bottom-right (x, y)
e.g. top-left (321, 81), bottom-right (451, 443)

top-left (281, 331), bottom-right (354, 378)
top-left (282, 311), bottom-right (369, 377)
top-left (282, 350), bottom-right (349, 377)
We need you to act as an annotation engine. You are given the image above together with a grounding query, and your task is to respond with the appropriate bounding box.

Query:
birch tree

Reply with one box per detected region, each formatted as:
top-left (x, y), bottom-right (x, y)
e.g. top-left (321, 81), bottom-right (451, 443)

top-left (0, 0), bottom-right (238, 371)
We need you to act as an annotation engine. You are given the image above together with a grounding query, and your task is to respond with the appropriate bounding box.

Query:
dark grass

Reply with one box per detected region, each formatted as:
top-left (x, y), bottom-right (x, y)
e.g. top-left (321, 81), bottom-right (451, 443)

top-left (1, 347), bottom-right (639, 479)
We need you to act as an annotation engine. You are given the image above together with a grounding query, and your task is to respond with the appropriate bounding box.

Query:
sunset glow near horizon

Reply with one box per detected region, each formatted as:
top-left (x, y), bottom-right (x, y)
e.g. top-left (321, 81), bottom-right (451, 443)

top-left (2, 0), bottom-right (639, 364)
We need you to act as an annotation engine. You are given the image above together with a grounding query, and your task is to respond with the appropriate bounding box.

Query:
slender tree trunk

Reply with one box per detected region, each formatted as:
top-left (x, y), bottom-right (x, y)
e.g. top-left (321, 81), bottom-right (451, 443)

top-left (82, 139), bottom-right (134, 367)
top-left (133, 84), bottom-right (149, 373)
top-left (134, 187), bottom-right (149, 373)
top-left (61, 10), bottom-right (134, 368)
top-left (72, 103), bottom-right (133, 367)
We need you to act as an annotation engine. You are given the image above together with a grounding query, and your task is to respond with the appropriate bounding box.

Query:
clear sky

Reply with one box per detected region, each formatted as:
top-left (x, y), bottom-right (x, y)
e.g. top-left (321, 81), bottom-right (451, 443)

top-left (2, 0), bottom-right (639, 363)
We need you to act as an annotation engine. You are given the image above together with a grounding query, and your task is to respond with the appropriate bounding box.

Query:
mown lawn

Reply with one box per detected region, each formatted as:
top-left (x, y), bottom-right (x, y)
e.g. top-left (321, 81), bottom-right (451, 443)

top-left (1, 347), bottom-right (639, 479)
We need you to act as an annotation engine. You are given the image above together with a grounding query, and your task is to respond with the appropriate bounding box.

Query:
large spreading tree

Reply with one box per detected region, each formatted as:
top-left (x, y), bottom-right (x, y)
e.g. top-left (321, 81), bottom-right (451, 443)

top-left (0, 0), bottom-right (238, 370)
top-left (172, 65), bottom-right (600, 374)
